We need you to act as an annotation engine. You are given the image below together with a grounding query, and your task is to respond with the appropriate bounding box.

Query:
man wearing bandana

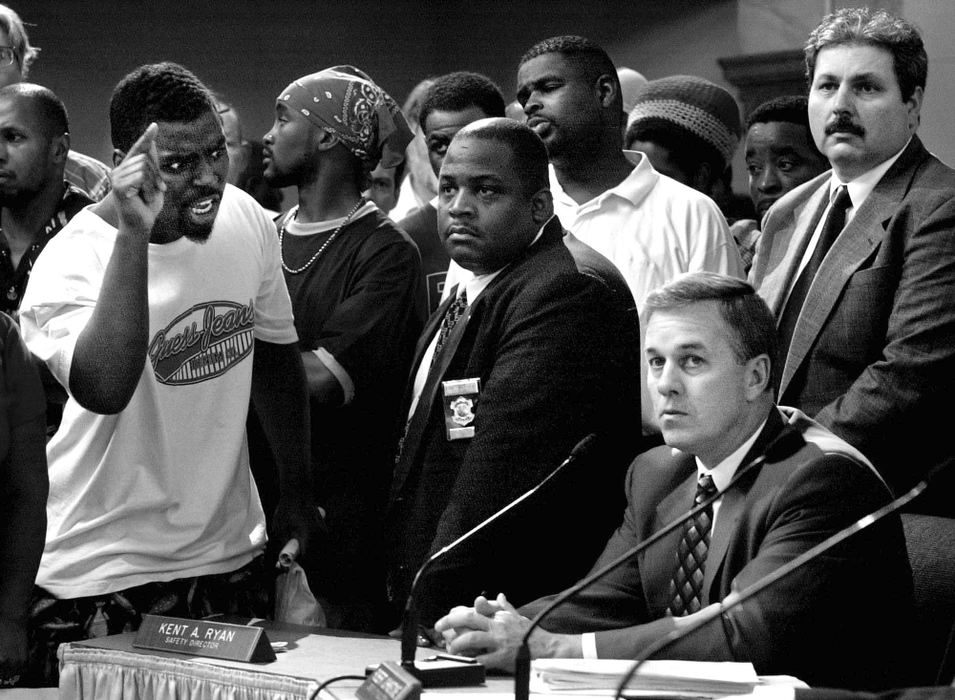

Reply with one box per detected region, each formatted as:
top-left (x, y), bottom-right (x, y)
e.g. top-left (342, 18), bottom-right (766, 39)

top-left (262, 66), bottom-right (426, 632)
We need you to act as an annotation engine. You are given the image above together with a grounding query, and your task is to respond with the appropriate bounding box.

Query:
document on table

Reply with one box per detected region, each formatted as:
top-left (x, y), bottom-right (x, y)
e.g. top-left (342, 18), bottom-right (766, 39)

top-left (530, 659), bottom-right (761, 697)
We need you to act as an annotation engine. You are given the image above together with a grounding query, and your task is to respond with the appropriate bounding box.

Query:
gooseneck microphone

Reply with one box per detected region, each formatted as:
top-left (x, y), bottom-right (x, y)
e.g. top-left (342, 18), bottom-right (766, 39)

top-left (399, 433), bottom-right (597, 687)
top-left (513, 427), bottom-right (806, 700)
top-left (611, 459), bottom-right (946, 700)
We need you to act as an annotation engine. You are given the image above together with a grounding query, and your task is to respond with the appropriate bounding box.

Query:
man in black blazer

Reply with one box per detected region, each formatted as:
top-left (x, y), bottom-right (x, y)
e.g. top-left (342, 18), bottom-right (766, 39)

top-left (749, 8), bottom-right (955, 510)
top-left (386, 118), bottom-right (642, 628)
top-left (436, 272), bottom-right (914, 690)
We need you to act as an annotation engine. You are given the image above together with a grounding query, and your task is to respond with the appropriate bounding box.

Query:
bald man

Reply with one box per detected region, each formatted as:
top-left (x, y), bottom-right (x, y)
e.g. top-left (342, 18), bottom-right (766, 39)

top-left (0, 83), bottom-right (92, 319)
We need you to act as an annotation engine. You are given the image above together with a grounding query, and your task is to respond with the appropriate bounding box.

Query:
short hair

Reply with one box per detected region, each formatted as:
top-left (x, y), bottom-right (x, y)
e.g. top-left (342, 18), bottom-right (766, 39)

top-left (805, 7), bottom-right (927, 102)
top-left (746, 95), bottom-right (810, 131)
top-left (0, 4), bottom-right (39, 77)
top-left (519, 35), bottom-right (622, 116)
top-left (645, 272), bottom-right (778, 379)
top-left (418, 71), bottom-right (506, 132)
top-left (455, 118), bottom-right (548, 198)
top-left (0, 82), bottom-right (68, 138)
top-left (745, 95), bottom-right (822, 157)
top-left (110, 62), bottom-right (217, 153)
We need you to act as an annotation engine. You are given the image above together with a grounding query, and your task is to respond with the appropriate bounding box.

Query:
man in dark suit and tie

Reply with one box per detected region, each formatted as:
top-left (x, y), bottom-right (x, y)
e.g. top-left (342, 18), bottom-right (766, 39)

top-left (749, 7), bottom-right (955, 511)
top-left (436, 272), bottom-right (914, 690)
top-left (386, 118), bottom-right (642, 629)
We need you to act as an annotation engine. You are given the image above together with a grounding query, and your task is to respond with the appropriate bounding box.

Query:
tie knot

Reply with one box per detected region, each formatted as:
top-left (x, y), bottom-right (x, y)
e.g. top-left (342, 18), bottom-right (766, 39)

top-left (832, 184), bottom-right (852, 211)
top-left (695, 473), bottom-right (717, 503)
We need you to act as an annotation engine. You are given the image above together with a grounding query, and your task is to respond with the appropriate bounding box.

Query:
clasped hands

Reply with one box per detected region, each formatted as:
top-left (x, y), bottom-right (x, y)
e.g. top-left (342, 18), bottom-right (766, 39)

top-left (434, 593), bottom-right (581, 671)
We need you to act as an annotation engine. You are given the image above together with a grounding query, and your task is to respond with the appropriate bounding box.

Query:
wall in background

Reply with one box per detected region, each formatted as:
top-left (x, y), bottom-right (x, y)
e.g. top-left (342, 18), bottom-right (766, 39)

top-left (20, 0), bottom-right (955, 184)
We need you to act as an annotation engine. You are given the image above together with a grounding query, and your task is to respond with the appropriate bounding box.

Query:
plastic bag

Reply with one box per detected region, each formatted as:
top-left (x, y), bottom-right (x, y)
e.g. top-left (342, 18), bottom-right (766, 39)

top-left (274, 539), bottom-right (326, 627)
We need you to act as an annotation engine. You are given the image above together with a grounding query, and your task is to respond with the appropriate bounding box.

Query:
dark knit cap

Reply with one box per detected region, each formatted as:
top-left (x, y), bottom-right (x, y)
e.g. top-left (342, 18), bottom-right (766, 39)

top-left (626, 75), bottom-right (742, 164)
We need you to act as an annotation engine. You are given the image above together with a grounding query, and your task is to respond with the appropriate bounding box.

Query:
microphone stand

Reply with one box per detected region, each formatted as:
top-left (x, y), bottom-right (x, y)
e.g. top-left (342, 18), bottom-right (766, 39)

top-left (401, 434), bottom-right (597, 686)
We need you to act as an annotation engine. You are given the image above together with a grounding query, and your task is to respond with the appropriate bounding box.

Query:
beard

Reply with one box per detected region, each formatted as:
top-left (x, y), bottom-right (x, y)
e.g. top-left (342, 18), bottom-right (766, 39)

top-left (151, 192), bottom-right (221, 245)
top-left (0, 182), bottom-right (43, 210)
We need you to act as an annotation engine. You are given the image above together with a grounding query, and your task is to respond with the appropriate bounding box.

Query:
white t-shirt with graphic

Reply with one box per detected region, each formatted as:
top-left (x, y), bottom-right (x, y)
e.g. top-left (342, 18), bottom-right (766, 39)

top-left (20, 185), bottom-right (297, 598)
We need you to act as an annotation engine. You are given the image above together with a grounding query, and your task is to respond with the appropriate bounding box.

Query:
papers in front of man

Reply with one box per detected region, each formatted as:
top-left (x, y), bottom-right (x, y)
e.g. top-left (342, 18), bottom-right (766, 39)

top-left (530, 658), bottom-right (760, 698)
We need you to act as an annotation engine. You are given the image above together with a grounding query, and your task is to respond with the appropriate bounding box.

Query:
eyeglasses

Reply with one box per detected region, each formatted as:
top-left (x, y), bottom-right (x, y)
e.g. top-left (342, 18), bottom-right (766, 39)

top-left (0, 47), bottom-right (16, 67)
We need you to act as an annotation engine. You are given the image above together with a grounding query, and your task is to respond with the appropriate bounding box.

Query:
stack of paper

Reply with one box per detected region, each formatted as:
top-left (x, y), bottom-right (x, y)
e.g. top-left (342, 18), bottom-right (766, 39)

top-left (531, 659), bottom-right (760, 698)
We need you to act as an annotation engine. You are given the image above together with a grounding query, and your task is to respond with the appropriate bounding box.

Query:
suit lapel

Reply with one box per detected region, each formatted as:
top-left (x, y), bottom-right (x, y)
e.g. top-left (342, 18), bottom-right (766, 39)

top-left (702, 410), bottom-right (784, 603)
top-left (390, 288), bottom-right (465, 499)
top-left (752, 172), bottom-right (830, 316)
top-left (408, 289), bottom-right (457, 381)
top-left (778, 138), bottom-right (927, 395)
top-left (642, 459), bottom-right (696, 611)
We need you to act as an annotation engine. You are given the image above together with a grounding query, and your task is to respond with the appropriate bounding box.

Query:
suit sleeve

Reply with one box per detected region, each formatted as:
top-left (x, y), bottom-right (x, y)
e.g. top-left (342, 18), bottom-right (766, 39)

top-left (814, 195), bottom-right (955, 491)
top-left (518, 459), bottom-right (654, 632)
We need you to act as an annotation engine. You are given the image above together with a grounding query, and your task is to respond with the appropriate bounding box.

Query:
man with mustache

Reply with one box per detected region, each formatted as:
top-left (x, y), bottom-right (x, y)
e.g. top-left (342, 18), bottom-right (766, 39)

top-left (18, 63), bottom-right (318, 685)
top-left (750, 7), bottom-right (955, 513)
top-left (386, 118), bottom-right (641, 632)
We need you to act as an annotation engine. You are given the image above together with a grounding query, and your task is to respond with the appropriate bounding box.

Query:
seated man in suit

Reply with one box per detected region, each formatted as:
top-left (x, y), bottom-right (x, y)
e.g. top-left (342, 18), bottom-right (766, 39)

top-left (436, 272), bottom-right (914, 691)
top-left (749, 7), bottom-right (955, 512)
top-left (386, 118), bottom-right (642, 630)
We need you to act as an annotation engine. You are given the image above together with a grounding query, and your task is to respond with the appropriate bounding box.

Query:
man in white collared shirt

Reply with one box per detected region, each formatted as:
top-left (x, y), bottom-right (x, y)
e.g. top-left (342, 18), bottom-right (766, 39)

top-left (750, 7), bottom-right (955, 512)
top-left (435, 272), bottom-right (913, 690)
top-left (442, 38), bottom-right (744, 434)
top-left (516, 35), bottom-right (743, 435)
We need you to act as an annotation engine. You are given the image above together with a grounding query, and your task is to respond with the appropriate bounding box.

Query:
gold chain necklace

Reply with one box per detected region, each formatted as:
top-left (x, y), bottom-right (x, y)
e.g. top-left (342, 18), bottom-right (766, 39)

top-left (279, 198), bottom-right (365, 274)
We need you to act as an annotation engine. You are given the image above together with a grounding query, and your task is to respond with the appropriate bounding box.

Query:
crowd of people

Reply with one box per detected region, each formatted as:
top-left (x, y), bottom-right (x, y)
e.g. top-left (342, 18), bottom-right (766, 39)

top-left (0, 2), bottom-right (952, 692)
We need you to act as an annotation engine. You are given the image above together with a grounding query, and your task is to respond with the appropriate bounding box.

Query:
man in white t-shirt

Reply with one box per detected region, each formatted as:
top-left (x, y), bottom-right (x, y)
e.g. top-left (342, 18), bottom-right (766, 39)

top-left (18, 62), bottom-right (318, 686)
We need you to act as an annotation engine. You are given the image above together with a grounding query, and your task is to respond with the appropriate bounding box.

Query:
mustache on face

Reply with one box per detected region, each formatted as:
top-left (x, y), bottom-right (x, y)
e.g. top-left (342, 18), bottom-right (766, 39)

top-left (825, 115), bottom-right (865, 137)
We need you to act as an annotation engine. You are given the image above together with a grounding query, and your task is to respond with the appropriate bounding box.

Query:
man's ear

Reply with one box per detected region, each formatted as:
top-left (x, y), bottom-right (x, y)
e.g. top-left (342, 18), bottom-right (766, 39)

top-left (594, 73), bottom-right (618, 110)
top-left (745, 353), bottom-right (772, 400)
top-left (530, 188), bottom-right (554, 224)
top-left (906, 85), bottom-right (924, 132)
top-left (314, 127), bottom-right (341, 152)
top-left (112, 148), bottom-right (126, 168)
top-left (51, 132), bottom-right (71, 164)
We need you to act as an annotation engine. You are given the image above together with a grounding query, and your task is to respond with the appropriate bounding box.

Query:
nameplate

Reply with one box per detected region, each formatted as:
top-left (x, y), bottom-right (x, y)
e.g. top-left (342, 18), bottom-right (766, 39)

top-left (133, 614), bottom-right (276, 662)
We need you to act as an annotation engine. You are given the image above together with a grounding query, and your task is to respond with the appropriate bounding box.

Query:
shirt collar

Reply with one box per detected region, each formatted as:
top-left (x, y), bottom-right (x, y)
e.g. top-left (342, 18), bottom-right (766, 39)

top-left (831, 137), bottom-right (911, 212)
top-left (692, 417), bottom-right (768, 493)
top-left (548, 151), bottom-right (654, 211)
top-left (458, 215), bottom-right (554, 306)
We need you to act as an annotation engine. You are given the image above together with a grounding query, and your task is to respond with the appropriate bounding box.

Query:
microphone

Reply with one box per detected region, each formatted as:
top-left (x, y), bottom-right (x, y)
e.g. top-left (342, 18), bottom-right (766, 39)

top-left (611, 458), bottom-right (947, 700)
top-left (399, 433), bottom-right (597, 687)
top-left (514, 427), bottom-right (805, 700)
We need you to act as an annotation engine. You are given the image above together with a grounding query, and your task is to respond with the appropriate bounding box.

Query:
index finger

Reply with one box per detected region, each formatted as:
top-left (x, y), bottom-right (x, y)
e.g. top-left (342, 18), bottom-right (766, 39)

top-left (123, 122), bottom-right (160, 162)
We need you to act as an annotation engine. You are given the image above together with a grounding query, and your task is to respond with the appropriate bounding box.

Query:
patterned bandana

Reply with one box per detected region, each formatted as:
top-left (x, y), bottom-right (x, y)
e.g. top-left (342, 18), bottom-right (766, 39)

top-left (278, 65), bottom-right (412, 171)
